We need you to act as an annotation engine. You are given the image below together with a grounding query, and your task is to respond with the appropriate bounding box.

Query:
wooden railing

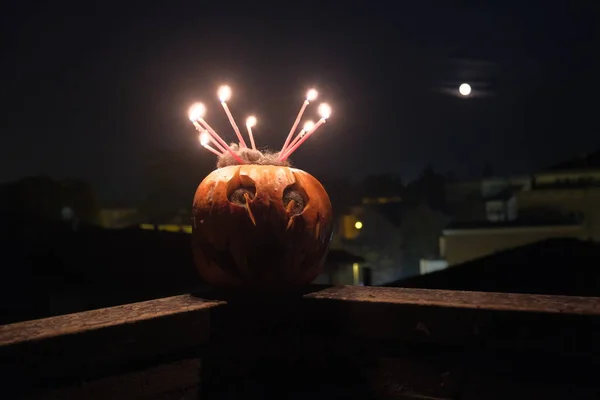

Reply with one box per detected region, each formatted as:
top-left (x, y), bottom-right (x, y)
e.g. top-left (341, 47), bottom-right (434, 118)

top-left (2, 286), bottom-right (600, 399)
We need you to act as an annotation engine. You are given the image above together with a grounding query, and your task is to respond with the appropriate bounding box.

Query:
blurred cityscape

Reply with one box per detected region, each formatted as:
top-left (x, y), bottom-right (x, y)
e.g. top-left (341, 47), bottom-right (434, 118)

top-left (2, 149), bottom-right (599, 324)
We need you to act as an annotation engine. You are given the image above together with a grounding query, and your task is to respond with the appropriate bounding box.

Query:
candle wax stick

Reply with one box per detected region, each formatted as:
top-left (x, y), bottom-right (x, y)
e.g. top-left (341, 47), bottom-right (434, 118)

top-left (285, 130), bottom-right (305, 154)
top-left (203, 143), bottom-right (223, 156)
top-left (197, 119), bottom-right (229, 151)
top-left (221, 102), bottom-right (247, 148)
top-left (247, 126), bottom-right (256, 150)
top-left (280, 118), bottom-right (327, 161)
top-left (197, 118), bottom-right (245, 164)
top-left (206, 131), bottom-right (227, 153)
top-left (280, 100), bottom-right (308, 154)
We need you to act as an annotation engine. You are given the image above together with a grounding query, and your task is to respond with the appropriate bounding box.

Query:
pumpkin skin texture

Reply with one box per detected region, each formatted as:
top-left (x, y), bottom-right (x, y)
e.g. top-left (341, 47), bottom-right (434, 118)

top-left (192, 164), bottom-right (334, 290)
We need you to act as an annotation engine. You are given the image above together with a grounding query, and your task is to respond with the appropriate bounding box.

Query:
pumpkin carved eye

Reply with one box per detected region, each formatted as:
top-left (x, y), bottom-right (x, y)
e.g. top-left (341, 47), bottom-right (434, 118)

top-left (226, 172), bottom-right (256, 205)
top-left (283, 184), bottom-right (308, 215)
top-left (229, 187), bottom-right (256, 205)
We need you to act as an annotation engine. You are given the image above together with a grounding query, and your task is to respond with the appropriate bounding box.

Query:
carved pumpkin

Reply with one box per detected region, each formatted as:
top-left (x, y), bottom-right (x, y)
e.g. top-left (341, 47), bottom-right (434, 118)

top-left (192, 164), bottom-right (333, 289)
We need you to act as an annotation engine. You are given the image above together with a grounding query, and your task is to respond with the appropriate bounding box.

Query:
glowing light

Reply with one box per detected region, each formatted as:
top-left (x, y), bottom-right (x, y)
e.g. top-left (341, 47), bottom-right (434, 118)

top-left (459, 83), bottom-right (471, 96)
top-left (188, 102), bottom-right (244, 164)
top-left (303, 120), bottom-right (315, 132)
top-left (354, 221), bottom-right (363, 230)
top-left (199, 132), bottom-right (222, 156)
top-left (218, 85), bottom-right (232, 102)
top-left (318, 103), bottom-right (331, 119)
top-left (186, 85), bottom-right (334, 164)
top-left (279, 112), bottom-right (330, 161)
top-left (306, 88), bottom-right (318, 101)
top-left (200, 132), bottom-right (210, 146)
top-left (352, 263), bottom-right (360, 285)
top-left (285, 120), bottom-right (314, 154)
top-left (246, 116), bottom-right (257, 128)
top-left (188, 103), bottom-right (206, 121)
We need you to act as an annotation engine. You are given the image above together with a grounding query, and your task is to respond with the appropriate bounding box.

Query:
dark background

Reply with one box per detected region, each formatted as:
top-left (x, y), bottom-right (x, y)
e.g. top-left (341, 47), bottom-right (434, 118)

top-left (2, 1), bottom-right (598, 203)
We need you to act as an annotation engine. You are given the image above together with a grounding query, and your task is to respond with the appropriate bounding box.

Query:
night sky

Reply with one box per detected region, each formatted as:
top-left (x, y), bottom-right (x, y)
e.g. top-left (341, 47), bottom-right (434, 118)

top-left (1, 1), bottom-right (599, 202)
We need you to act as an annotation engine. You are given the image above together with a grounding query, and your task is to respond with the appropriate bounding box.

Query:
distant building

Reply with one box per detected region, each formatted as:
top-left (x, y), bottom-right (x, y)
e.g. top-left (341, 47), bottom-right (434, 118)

top-left (438, 151), bottom-right (600, 268)
top-left (441, 219), bottom-right (585, 266)
top-left (313, 250), bottom-right (367, 285)
top-left (331, 197), bottom-right (405, 285)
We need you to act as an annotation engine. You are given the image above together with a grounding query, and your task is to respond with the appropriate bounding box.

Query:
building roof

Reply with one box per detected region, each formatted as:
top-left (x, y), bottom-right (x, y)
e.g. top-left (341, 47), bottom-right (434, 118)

top-left (444, 215), bottom-right (581, 231)
top-left (386, 238), bottom-right (600, 297)
top-left (545, 150), bottom-right (600, 172)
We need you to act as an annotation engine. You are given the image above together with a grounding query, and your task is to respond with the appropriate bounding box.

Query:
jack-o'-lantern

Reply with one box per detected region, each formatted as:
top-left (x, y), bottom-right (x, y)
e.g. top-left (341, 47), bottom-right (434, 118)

top-left (188, 86), bottom-right (333, 290)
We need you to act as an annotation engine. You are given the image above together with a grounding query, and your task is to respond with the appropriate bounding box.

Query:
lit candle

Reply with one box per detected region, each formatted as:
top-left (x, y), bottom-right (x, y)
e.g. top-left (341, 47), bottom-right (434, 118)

top-left (218, 85), bottom-right (247, 148)
top-left (201, 129), bottom-right (226, 154)
top-left (188, 103), bottom-right (245, 164)
top-left (280, 89), bottom-right (318, 154)
top-left (280, 103), bottom-right (331, 161)
top-left (200, 132), bottom-right (223, 156)
top-left (246, 116), bottom-right (257, 151)
top-left (280, 120), bottom-right (314, 159)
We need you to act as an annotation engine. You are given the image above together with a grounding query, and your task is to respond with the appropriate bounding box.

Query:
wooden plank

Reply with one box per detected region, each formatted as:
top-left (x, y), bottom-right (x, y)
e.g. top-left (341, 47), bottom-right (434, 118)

top-left (0, 295), bottom-right (223, 393)
top-left (3, 286), bottom-right (600, 398)
top-left (0, 294), bottom-right (223, 346)
top-left (201, 287), bottom-right (600, 399)
top-left (300, 286), bottom-right (600, 352)
top-left (305, 286), bottom-right (600, 315)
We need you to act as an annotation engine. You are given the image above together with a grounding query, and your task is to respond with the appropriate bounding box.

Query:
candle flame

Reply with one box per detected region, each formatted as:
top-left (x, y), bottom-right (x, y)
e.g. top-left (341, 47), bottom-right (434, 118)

top-left (188, 103), bottom-right (206, 121)
top-left (187, 86), bottom-right (334, 164)
top-left (246, 116), bottom-right (257, 127)
top-left (318, 103), bottom-right (331, 119)
top-left (200, 131), bottom-right (210, 146)
top-left (218, 85), bottom-right (232, 102)
top-left (303, 120), bottom-right (315, 132)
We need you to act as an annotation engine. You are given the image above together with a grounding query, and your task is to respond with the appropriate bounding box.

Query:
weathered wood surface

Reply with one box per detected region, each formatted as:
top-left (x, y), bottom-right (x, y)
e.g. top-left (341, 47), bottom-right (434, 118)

top-left (307, 285), bottom-right (600, 315)
top-left (202, 286), bottom-right (600, 399)
top-left (0, 294), bottom-right (223, 346)
top-left (2, 286), bottom-right (600, 399)
top-left (0, 294), bottom-right (222, 397)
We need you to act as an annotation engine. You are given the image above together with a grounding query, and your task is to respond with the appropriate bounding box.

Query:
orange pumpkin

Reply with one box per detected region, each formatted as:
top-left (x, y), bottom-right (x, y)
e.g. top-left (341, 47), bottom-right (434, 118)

top-left (192, 164), bottom-right (333, 290)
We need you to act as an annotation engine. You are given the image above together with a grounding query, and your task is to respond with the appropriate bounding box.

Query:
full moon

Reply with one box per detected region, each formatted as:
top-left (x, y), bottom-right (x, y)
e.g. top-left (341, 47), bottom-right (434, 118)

top-left (459, 83), bottom-right (472, 96)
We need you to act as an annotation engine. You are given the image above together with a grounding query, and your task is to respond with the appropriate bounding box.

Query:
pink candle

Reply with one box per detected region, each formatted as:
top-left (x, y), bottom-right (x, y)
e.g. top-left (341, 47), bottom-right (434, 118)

top-left (197, 118), bottom-right (245, 164)
top-left (280, 89), bottom-right (318, 154)
top-left (246, 116), bottom-right (257, 151)
top-left (286, 130), bottom-right (305, 153)
top-left (279, 120), bottom-right (314, 160)
top-left (200, 135), bottom-right (223, 156)
top-left (280, 118), bottom-right (326, 161)
top-left (200, 131), bottom-right (225, 154)
top-left (218, 85), bottom-right (247, 148)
